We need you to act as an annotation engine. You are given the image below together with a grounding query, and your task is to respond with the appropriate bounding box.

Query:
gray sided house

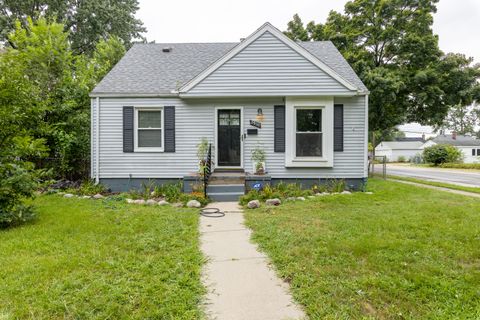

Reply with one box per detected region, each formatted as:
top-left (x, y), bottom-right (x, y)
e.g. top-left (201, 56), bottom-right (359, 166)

top-left (90, 23), bottom-right (369, 200)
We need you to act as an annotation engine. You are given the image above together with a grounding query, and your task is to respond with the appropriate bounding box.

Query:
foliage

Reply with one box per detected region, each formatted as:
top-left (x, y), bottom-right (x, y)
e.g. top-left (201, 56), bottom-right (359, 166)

top-left (0, 0), bottom-right (145, 54)
top-left (153, 182), bottom-right (184, 202)
top-left (285, 2), bottom-right (480, 134)
top-left (245, 179), bottom-right (480, 318)
top-left (180, 192), bottom-right (209, 207)
top-left (423, 144), bottom-right (462, 165)
top-left (397, 155), bottom-right (406, 163)
top-left (0, 195), bottom-right (204, 318)
top-left (251, 146), bottom-right (266, 173)
top-left (409, 153), bottom-right (424, 164)
top-left (1, 18), bottom-right (125, 180)
top-left (436, 104), bottom-right (480, 136)
top-left (65, 179), bottom-right (107, 196)
top-left (196, 137), bottom-right (209, 162)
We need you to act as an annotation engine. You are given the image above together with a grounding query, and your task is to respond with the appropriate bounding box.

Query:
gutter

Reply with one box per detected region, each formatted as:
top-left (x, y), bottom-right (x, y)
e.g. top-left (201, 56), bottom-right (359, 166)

top-left (95, 97), bottom-right (100, 184)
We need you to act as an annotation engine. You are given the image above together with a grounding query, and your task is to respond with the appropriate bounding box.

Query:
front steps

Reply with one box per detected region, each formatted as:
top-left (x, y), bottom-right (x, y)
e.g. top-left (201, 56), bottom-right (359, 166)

top-left (207, 171), bottom-right (245, 202)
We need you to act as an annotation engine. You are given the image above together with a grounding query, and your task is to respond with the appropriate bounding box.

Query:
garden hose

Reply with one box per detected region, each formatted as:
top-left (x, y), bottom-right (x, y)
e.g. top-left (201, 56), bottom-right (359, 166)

top-left (199, 207), bottom-right (225, 218)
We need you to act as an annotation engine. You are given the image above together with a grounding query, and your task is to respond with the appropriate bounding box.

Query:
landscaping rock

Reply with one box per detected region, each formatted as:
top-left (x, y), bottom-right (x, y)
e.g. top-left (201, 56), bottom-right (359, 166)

top-left (172, 202), bottom-right (184, 208)
top-left (322, 192), bottom-right (330, 195)
top-left (126, 198), bottom-right (134, 204)
top-left (134, 199), bottom-right (146, 205)
top-left (187, 200), bottom-right (201, 208)
top-left (296, 197), bottom-right (306, 201)
top-left (341, 191), bottom-right (352, 195)
top-left (266, 198), bottom-right (281, 206)
top-left (93, 193), bottom-right (104, 199)
top-left (63, 193), bottom-right (75, 198)
top-left (308, 196), bottom-right (315, 199)
top-left (146, 199), bottom-right (157, 205)
top-left (158, 200), bottom-right (169, 206)
top-left (247, 200), bottom-right (260, 209)
top-left (286, 197), bottom-right (296, 201)
top-left (365, 192), bottom-right (373, 195)
top-left (81, 195), bottom-right (91, 199)
top-left (315, 193), bottom-right (324, 196)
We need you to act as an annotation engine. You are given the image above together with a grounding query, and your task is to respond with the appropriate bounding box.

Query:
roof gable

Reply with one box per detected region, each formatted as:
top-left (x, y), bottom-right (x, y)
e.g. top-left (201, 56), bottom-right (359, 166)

top-left (179, 23), bottom-right (361, 96)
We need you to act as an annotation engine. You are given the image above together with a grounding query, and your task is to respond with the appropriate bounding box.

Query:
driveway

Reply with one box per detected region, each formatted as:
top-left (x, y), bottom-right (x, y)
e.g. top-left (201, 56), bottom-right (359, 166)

top-left (374, 164), bottom-right (480, 188)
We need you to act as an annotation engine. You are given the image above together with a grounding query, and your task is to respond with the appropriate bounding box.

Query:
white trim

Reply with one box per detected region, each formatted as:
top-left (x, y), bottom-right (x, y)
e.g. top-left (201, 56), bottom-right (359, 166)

top-left (89, 92), bottom-right (179, 98)
top-left (90, 98), bottom-right (94, 179)
top-left (364, 95), bottom-right (369, 177)
top-left (294, 106), bottom-right (324, 159)
top-left (134, 107), bottom-right (164, 152)
top-left (179, 22), bottom-right (359, 94)
top-left (179, 92), bottom-right (364, 98)
top-left (285, 97), bottom-right (334, 167)
top-left (95, 97), bottom-right (100, 184)
top-left (214, 106), bottom-right (244, 169)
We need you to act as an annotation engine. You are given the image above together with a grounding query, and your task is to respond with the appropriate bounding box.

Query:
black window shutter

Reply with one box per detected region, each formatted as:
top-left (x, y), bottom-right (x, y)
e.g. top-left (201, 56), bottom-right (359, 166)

top-left (123, 106), bottom-right (134, 152)
top-left (334, 104), bottom-right (344, 152)
top-left (164, 106), bottom-right (175, 152)
top-left (274, 105), bottom-right (285, 152)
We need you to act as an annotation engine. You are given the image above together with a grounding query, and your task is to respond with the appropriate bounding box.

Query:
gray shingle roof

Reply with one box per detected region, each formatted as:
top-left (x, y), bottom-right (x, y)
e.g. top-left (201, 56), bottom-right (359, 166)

top-left (91, 41), bottom-right (367, 95)
top-left (433, 135), bottom-right (480, 146)
top-left (376, 141), bottom-right (425, 150)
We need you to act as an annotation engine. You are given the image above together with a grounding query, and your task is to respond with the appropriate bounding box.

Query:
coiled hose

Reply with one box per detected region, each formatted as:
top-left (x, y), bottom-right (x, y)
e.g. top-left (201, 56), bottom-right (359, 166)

top-left (199, 207), bottom-right (225, 218)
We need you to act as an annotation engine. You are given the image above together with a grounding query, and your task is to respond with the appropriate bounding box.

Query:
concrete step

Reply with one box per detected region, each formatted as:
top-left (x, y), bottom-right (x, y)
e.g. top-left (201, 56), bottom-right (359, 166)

top-left (209, 177), bottom-right (245, 185)
top-left (207, 184), bottom-right (245, 193)
top-left (208, 192), bottom-right (244, 202)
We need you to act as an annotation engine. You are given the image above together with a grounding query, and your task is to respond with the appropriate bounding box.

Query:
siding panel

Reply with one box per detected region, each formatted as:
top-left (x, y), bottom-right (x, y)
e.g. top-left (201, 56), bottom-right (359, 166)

top-left (188, 32), bottom-right (353, 96)
top-left (96, 96), bottom-right (366, 179)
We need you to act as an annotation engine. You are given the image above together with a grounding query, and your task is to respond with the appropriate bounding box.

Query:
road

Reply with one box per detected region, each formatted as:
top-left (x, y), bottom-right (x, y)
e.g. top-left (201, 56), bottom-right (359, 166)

top-left (374, 164), bottom-right (480, 188)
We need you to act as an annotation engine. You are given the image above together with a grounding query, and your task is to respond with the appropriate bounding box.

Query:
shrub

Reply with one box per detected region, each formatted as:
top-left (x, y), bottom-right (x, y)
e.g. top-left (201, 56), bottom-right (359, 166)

top-left (397, 156), bottom-right (406, 163)
top-left (423, 144), bottom-right (462, 165)
top-left (65, 179), bottom-right (106, 195)
top-left (410, 153), bottom-right (423, 164)
top-left (153, 182), bottom-right (183, 202)
top-left (327, 179), bottom-right (346, 193)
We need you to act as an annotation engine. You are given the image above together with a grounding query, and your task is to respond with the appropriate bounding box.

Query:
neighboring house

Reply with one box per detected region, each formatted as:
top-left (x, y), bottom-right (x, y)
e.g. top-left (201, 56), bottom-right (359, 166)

top-left (375, 141), bottom-right (424, 162)
top-left (90, 23), bottom-right (369, 200)
top-left (423, 134), bottom-right (480, 163)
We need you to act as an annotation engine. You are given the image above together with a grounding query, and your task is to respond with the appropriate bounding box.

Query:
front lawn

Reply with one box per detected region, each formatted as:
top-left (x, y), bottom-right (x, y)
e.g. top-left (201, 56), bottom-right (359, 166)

top-left (0, 195), bottom-right (204, 319)
top-left (245, 179), bottom-right (480, 319)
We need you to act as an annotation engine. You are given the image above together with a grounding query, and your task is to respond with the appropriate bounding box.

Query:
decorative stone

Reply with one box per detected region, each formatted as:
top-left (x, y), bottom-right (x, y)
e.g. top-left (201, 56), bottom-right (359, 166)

top-left (365, 192), bottom-right (373, 195)
top-left (134, 199), bottom-right (146, 205)
top-left (341, 191), bottom-right (352, 195)
top-left (286, 197), bottom-right (296, 201)
top-left (187, 200), bottom-right (201, 208)
top-left (126, 198), bottom-right (134, 204)
top-left (308, 196), bottom-right (315, 199)
top-left (322, 192), bottom-right (330, 195)
top-left (81, 195), bottom-right (91, 199)
top-left (146, 199), bottom-right (157, 205)
top-left (93, 193), bottom-right (104, 199)
top-left (296, 197), bottom-right (306, 201)
top-left (265, 198), bottom-right (281, 206)
top-left (315, 193), bottom-right (324, 196)
top-left (172, 203), bottom-right (184, 208)
top-left (63, 193), bottom-right (74, 198)
top-left (158, 200), bottom-right (169, 206)
top-left (247, 200), bottom-right (260, 209)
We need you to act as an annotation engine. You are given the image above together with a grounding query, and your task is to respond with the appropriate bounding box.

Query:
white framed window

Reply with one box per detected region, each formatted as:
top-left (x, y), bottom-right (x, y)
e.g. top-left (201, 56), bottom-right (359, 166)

top-left (295, 107), bottom-right (323, 157)
top-left (285, 97), bottom-right (334, 167)
top-left (134, 107), bottom-right (164, 152)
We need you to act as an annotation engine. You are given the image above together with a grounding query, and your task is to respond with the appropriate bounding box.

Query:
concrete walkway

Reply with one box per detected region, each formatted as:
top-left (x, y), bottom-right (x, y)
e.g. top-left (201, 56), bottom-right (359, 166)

top-left (200, 202), bottom-right (305, 320)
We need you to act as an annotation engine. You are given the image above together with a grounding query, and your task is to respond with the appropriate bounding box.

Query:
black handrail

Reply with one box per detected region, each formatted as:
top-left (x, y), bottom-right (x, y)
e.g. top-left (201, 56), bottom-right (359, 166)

top-left (203, 144), bottom-right (212, 198)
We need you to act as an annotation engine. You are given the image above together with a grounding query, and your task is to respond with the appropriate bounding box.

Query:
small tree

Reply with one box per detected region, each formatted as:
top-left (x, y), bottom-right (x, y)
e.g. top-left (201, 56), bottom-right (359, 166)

top-left (251, 147), bottom-right (266, 175)
top-left (423, 144), bottom-right (462, 166)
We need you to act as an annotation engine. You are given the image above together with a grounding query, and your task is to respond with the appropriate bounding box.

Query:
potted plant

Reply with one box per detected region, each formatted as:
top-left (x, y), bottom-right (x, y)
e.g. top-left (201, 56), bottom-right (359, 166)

top-left (251, 147), bottom-right (266, 175)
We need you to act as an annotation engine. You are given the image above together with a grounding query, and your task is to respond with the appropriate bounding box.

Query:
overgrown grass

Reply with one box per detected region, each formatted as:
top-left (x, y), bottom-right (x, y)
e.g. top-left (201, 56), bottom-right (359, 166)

top-left (438, 162), bottom-right (480, 170)
top-left (0, 195), bottom-right (204, 319)
top-left (387, 174), bottom-right (480, 195)
top-left (244, 179), bottom-right (480, 319)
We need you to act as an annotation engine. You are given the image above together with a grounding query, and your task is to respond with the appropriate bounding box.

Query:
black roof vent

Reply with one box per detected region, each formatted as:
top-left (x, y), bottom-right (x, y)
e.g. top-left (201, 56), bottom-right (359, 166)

top-left (162, 47), bottom-right (172, 53)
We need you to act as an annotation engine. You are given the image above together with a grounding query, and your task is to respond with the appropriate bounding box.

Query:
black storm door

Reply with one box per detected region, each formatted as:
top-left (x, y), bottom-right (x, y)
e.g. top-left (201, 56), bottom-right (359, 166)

top-left (218, 109), bottom-right (241, 166)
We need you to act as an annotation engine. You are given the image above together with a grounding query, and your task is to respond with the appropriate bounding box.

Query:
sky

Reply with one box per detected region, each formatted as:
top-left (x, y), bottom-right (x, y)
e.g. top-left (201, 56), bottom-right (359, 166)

top-left (136, 0), bottom-right (480, 137)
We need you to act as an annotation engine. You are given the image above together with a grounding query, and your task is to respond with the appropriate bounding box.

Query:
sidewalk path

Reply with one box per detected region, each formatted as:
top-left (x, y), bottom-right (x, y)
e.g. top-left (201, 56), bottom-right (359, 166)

top-left (200, 202), bottom-right (305, 320)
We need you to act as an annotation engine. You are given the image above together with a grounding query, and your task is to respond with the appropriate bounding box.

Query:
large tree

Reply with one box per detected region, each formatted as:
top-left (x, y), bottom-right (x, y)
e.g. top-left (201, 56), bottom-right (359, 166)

top-left (0, 0), bottom-right (145, 54)
top-left (284, 1), bottom-right (480, 143)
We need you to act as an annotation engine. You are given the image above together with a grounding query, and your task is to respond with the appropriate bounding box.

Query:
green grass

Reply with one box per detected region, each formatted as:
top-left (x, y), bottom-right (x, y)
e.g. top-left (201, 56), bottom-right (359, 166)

top-left (244, 179), bottom-right (480, 319)
top-left (386, 174), bottom-right (480, 195)
top-left (0, 195), bottom-right (204, 319)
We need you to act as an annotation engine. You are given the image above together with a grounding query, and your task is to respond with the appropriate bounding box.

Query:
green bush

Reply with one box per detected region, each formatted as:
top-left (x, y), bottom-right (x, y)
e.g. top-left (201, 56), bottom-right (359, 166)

top-left (423, 144), bottom-right (462, 165)
top-left (397, 156), bottom-right (406, 163)
top-left (65, 179), bottom-right (107, 195)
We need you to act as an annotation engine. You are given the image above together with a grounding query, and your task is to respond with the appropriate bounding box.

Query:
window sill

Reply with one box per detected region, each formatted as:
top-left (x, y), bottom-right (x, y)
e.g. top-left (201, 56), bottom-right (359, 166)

top-left (134, 148), bottom-right (164, 153)
top-left (285, 157), bottom-right (333, 168)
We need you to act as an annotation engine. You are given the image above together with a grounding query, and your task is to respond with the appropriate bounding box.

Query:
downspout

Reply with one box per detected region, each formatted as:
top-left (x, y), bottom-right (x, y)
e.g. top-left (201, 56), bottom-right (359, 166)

top-left (96, 97), bottom-right (100, 184)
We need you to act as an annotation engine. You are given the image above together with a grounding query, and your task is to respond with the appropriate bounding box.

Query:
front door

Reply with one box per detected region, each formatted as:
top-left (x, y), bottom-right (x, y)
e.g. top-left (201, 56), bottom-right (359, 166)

top-left (217, 109), bottom-right (241, 167)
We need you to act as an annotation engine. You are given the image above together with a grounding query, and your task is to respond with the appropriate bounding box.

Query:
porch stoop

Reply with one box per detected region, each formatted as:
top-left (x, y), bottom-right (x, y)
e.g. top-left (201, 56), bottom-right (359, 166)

top-left (207, 171), bottom-right (245, 202)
